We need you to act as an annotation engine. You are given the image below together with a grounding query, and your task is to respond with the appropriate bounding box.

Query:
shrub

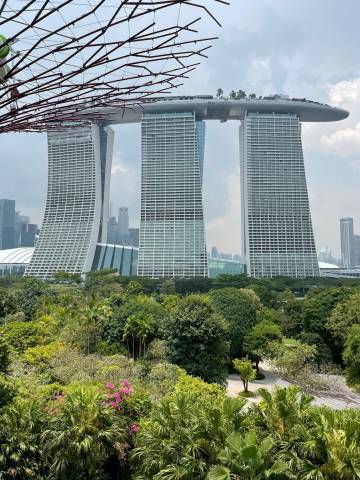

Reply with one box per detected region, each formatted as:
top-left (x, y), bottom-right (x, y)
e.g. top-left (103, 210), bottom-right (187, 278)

top-left (0, 375), bottom-right (17, 409)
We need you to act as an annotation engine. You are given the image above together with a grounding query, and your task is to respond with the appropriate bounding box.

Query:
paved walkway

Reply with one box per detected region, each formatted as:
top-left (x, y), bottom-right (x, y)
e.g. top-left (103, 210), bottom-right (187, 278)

top-left (227, 363), bottom-right (360, 410)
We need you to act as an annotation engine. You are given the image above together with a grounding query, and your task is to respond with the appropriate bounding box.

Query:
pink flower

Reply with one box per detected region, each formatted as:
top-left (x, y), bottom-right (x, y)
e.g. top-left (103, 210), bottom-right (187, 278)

top-left (106, 383), bottom-right (116, 390)
top-left (130, 423), bottom-right (140, 433)
top-left (110, 401), bottom-right (118, 408)
top-left (122, 380), bottom-right (130, 387)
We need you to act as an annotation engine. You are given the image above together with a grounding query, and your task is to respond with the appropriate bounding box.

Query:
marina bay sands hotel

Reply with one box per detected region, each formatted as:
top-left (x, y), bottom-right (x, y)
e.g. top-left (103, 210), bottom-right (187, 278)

top-left (24, 95), bottom-right (348, 279)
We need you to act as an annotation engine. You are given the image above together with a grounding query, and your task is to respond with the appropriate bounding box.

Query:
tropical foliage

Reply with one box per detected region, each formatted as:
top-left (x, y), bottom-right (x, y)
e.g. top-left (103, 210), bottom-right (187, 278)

top-left (0, 276), bottom-right (359, 478)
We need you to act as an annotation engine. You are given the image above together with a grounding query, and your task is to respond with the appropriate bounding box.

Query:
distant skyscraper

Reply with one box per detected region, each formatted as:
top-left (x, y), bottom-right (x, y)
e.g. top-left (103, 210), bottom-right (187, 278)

top-left (340, 218), bottom-right (355, 268)
top-left (211, 246), bottom-right (218, 259)
top-left (14, 212), bottom-right (30, 247)
top-left (353, 235), bottom-right (360, 267)
top-left (129, 228), bottom-right (139, 248)
top-left (240, 113), bottom-right (319, 277)
top-left (107, 216), bottom-right (120, 245)
top-left (138, 112), bottom-right (208, 278)
top-left (118, 207), bottom-right (129, 243)
top-left (318, 245), bottom-right (338, 265)
top-left (0, 199), bottom-right (15, 250)
top-left (20, 223), bottom-right (38, 247)
top-left (26, 125), bottom-right (114, 279)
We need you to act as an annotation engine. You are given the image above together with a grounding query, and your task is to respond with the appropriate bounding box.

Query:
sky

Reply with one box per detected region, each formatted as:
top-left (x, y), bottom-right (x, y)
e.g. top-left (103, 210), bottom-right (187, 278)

top-left (1, 0), bottom-right (360, 258)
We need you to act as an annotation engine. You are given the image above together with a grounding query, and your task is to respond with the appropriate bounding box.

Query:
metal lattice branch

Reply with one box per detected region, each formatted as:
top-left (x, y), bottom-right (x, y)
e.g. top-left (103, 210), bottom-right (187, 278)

top-left (0, 0), bottom-right (229, 133)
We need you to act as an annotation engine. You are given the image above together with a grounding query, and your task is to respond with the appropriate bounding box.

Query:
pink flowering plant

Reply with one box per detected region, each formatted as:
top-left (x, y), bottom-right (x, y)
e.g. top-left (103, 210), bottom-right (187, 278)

top-left (105, 380), bottom-right (132, 412)
top-left (104, 380), bottom-right (141, 464)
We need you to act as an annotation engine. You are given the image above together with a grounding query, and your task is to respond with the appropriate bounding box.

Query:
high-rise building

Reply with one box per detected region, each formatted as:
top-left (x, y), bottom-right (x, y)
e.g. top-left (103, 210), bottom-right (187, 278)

top-left (340, 217), bottom-right (355, 268)
top-left (138, 112), bottom-right (208, 278)
top-left (20, 223), bottom-right (38, 247)
top-left (14, 212), bottom-right (38, 247)
top-left (0, 199), bottom-right (15, 250)
top-left (25, 125), bottom-right (114, 279)
top-left (211, 246), bottom-right (218, 259)
top-left (129, 227), bottom-right (139, 248)
top-left (240, 113), bottom-right (319, 277)
top-left (118, 207), bottom-right (129, 242)
top-left (23, 96), bottom-right (347, 280)
top-left (14, 212), bottom-right (30, 247)
top-left (107, 216), bottom-right (121, 245)
top-left (318, 245), bottom-right (338, 265)
top-left (353, 235), bottom-right (360, 268)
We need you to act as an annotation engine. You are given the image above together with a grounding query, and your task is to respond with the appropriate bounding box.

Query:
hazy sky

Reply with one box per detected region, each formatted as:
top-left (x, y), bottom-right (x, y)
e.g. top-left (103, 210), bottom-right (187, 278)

top-left (2, 0), bottom-right (360, 258)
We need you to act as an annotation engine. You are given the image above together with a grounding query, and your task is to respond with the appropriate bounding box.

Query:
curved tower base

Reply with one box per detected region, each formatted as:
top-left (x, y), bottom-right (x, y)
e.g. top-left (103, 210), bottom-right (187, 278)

top-left (25, 124), bottom-right (114, 279)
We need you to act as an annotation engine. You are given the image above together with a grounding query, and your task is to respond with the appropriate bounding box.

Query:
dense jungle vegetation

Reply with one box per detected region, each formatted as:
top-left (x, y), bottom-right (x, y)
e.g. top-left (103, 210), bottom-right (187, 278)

top-left (0, 271), bottom-right (360, 479)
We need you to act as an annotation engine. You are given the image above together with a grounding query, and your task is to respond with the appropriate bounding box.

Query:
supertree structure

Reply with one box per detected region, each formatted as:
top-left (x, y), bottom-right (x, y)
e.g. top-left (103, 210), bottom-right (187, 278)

top-left (0, 0), bottom-right (228, 133)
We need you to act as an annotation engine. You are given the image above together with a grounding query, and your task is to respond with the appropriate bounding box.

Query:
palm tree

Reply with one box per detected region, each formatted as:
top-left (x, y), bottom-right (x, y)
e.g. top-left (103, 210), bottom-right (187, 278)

top-left (131, 393), bottom-right (247, 479)
top-left (254, 386), bottom-right (313, 438)
top-left (43, 387), bottom-right (126, 480)
top-left (123, 313), bottom-right (155, 359)
top-left (207, 431), bottom-right (294, 480)
top-left (0, 399), bottom-right (48, 479)
top-left (61, 297), bottom-right (112, 354)
top-left (284, 407), bottom-right (360, 479)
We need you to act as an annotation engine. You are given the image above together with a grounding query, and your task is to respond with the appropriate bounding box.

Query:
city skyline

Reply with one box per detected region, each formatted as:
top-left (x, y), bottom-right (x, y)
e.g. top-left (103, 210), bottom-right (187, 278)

top-left (0, 199), bottom-right (38, 250)
top-left (2, 0), bottom-right (360, 258)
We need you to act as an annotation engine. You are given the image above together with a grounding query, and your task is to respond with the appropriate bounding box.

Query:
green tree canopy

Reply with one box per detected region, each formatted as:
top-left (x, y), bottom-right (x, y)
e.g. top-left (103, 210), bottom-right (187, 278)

top-left (302, 287), bottom-right (355, 336)
top-left (0, 288), bottom-right (17, 320)
top-left (276, 289), bottom-right (303, 337)
top-left (343, 324), bottom-right (360, 385)
top-left (210, 288), bottom-right (257, 358)
top-left (15, 278), bottom-right (55, 320)
top-left (326, 291), bottom-right (360, 347)
top-left (164, 295), bottom-right (229, 384)
top-left (101, 295), bottom-right (167, 352)
top-left (244, 320), bottom-right (283, 370)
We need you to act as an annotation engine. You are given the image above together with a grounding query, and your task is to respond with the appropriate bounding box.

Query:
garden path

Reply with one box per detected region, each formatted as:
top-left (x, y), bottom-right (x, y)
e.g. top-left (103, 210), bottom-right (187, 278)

top-left (227, 363), bottom-right (360, 409)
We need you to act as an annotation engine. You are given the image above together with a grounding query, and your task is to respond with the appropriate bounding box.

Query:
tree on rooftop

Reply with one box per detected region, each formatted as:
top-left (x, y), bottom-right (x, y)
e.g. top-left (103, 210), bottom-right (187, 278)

top-left (236, 89), bottom-right (246, 99)
top-left (216, 88), bottom-right (223, 98)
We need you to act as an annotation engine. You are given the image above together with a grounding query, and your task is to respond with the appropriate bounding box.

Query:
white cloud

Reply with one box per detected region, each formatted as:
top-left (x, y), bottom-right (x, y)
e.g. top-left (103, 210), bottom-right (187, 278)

top-left (303, 78), bottom-right (360, 162)
top-left (111, 163), bottom-right (128, 175)
top-left (320, 123), bottom-right (360, 157)
top-left (329, 78), bottom-right (360, 107)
